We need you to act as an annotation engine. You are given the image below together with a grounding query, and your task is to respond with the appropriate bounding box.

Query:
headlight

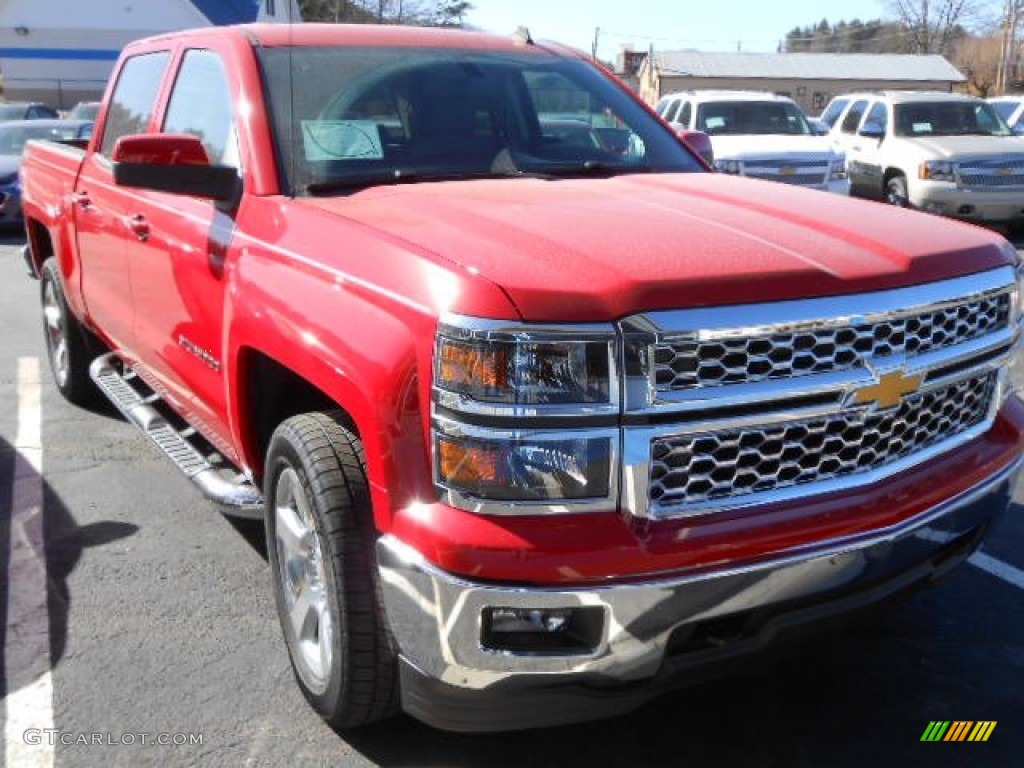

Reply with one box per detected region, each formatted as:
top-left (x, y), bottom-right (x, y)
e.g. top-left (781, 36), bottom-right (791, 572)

top-left (830, 155), bottom-right (847, 180)
top-left (920, 160), bottom-right (956, 182)
top-left (433, 316), bottom-right (618, 512)
top-left (435, 328), bottom-right (613, 407)
top-left (435, 430), bottom-right (613, 503)
top-left (715, 158), bottom-right (741, 175)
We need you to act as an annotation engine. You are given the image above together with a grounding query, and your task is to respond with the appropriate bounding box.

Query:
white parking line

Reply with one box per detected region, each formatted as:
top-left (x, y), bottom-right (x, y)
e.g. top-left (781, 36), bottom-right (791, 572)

top-left (4, 357), bottom-right (54, 768)
top-left (970, 551), bottom-right (1024, 590)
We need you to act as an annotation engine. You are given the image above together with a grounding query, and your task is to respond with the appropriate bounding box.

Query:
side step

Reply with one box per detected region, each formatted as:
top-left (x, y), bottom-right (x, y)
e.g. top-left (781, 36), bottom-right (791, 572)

top-left (89, 353), bottom-right (263, 518)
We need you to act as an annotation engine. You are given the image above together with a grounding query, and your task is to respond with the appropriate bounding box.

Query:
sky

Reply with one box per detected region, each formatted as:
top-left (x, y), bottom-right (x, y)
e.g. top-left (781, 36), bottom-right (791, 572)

top-left (465, 0), bottom-right (892, 59)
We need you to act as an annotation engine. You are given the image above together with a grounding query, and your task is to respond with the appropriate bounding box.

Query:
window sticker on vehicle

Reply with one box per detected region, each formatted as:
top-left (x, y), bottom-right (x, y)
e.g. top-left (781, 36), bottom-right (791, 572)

top-left (912, 122), bottom-right (934, 134)
top-left (301, 120), bottom-right (384, 161)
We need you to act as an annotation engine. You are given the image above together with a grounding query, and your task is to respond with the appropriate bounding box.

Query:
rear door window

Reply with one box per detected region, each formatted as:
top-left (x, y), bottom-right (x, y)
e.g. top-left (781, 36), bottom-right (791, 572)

top-left (840, 99), bottom-right (869, 134)
top-left (819, 98), bottom-right (849, 128)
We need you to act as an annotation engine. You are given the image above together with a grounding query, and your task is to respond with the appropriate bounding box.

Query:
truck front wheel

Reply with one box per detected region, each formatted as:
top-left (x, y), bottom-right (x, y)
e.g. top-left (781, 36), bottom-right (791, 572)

top-left (40, 258), bottom-right (98, 405)
top-left (885, 174), bottom-right (910, 207)
top-left (264, 411), bottom-right (398, 729)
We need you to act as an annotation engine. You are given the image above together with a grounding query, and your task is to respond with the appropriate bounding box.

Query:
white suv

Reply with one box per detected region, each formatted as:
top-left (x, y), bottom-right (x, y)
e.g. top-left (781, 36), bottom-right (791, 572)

top-left (824, 90), bottom-right (1024, 224)
top-left (654, 90), bottom-right (848, 194)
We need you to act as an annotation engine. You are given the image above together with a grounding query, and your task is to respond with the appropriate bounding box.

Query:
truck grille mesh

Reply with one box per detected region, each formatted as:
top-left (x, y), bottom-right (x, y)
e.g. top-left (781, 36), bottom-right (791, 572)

top-left (653, 293), bottom-right (1010, 391)
top-left (744, 158), bottom-right (828, 187)
top-left (648, 372), bottom-right (995, 508)
top-left (958, 157), bottom-right (1024, 188)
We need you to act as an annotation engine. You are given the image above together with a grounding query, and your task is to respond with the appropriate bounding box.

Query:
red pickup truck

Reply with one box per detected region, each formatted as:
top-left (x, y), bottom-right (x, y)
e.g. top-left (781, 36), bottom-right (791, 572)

top-left (20, 24), bottom-right (1024, 732)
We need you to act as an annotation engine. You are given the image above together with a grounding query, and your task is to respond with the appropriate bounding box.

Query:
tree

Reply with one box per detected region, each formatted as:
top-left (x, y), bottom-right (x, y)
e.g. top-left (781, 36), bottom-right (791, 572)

top-left (955, 34), bottom-right (1004, 93)
top-left (433, 0), bottom-right (472, 27)
top-left (887, 0), bottom-right (980, 54)
top-left (297, 0), bottom-right (467, 26)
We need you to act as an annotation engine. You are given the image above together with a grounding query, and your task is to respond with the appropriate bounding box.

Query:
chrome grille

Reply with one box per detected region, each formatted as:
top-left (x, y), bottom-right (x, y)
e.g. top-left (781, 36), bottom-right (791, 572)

top-left (959, 173), bottom-right (1024, 188)
top-left (743, 159), bottom-right (828, 187)
top-left (958, 157), bottom-right (1024, 188)
top-left (746, 172), bottom-right (826, 186)
top-left (648, 373), bottom-right (995, 509)
top-left (653, 292), bottom-right (1010, 391)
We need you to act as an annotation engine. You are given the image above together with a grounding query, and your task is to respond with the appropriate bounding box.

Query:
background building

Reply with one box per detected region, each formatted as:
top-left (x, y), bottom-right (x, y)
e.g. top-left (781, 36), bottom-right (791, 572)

top-left (0, 0), bottom-right (299, 108)
top-left (637, 51), bottom-right (966, 115)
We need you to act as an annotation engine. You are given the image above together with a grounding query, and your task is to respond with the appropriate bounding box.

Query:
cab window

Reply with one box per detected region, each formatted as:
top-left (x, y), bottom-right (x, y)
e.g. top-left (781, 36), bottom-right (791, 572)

top-left (840, 99), bottom-right (869, 134)
top-left (863, 101), bottom-right (888, 134)
top-left (162, 49), bottom-right (239, 168)
top-left (99, 51), bottom-right (171, 158)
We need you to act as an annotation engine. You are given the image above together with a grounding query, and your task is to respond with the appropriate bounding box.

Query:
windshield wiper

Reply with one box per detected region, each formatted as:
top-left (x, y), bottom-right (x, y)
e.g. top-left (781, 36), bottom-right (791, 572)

top-left (306, 169), bottom-right (424, 195)
top-left (306, 167), bottom-right (549, 195)
top-left (522, 160), bottom-right (657, 178)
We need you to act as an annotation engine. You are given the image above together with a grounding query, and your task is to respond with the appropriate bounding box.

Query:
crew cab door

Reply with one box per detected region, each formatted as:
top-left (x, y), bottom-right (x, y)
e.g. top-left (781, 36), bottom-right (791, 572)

top-left (125, 48), bottom-right (241, 459)
top-left (76, 51), bottom-right (171, 351)
top-left (848, 100), bottom-right (888, 197)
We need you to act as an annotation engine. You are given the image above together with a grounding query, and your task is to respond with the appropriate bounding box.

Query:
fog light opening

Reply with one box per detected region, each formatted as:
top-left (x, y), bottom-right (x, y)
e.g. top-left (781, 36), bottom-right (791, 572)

top-left (482, 606), bottom-right (604, 654)
top-left (957, 204), bottom-right (975, 215)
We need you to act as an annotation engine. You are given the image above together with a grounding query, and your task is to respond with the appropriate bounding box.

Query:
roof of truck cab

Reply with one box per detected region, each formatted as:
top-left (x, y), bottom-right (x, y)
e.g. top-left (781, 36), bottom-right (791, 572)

top-left (244, 23), bottom-right (546, 52)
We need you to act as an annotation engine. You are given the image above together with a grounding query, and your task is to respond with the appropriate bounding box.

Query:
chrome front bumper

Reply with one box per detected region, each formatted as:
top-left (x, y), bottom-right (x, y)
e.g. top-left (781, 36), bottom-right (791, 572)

top-left (377, 453), bottom-right (1023, 731)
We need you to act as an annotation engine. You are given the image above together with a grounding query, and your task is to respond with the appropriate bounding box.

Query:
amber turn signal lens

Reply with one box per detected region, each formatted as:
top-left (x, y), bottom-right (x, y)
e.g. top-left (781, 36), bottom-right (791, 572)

top-left (437, 436), bottom-right (501, 487)
top-left (438, 339), bottom-right (507, 391)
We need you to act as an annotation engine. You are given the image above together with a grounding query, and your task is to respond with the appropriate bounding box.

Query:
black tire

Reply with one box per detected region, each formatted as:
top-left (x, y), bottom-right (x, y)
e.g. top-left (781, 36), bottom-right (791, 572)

top-left (885, 174), bottom-right (910, 207)
top-left (264, 411), bottom-right (398, 729)
top-left (40, 258), bottom-right (99, 405)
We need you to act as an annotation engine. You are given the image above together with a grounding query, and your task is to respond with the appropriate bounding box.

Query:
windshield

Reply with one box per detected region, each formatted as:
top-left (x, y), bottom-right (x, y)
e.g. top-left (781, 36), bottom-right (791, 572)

top-left (695, 101), bottom-right (813, 136)
top-left (257, 46), bottom-right (703, 195)
top-left (893, 101), bottom-right (1011, 137)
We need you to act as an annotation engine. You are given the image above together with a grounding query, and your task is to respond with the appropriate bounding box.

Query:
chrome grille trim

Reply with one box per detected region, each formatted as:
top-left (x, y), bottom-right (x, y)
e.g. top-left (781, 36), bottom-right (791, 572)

top-left (652, 287), bottom-right (1010, 391)
top-left (647, 373), bottom-right (995, 511)
top-left (618, 266), bottom-right (1019, 520)
top-left (958, 157), bottom-right (1024, 188)
top-left (742, 158), bottom-right (830, 187)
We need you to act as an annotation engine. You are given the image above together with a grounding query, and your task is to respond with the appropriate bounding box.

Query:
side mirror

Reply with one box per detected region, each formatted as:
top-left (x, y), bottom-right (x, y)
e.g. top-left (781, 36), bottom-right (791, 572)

top-left (858, 122), bottom-right (885, 140)
top-left (677, 128), bottom-right (714, 166)
top-left (112, 133), bottom-right (240, 205)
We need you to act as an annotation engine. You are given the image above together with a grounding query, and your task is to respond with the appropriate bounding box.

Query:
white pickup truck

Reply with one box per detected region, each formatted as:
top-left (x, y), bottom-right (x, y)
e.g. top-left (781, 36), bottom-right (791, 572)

top-left (825, 90), bottom-right (1024, 224)
top-left (655, 90), bottom-right (848, 194)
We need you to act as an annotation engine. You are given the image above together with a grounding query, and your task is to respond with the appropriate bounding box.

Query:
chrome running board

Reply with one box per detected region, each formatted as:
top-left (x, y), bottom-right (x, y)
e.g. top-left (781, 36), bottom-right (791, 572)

top-left (89, 352), bottom-right (263, 518)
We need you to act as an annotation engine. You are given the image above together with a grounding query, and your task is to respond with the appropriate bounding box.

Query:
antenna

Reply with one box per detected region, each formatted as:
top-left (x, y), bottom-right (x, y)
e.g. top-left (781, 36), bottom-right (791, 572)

top-left (514, 26), bottom-right (534, 46)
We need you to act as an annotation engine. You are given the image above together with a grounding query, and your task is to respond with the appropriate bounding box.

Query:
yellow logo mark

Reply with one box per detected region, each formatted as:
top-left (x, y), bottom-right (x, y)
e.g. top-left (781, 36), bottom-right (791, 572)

top-left (852, 370), bottom-right (922, 410)
top-left (779, 166), bottom-right (796, 176)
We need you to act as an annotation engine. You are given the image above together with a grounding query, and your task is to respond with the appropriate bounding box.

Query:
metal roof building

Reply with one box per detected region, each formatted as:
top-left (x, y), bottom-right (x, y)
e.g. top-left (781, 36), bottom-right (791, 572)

top-left (0, 0), bottom-right (299, 108)
top-left (637, 51), bottom-right (966, 115)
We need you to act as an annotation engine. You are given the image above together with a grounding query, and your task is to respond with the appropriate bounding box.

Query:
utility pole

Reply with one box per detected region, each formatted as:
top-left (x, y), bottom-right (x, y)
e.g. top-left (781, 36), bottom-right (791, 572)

top-left (592, 27), bottom-right (600, 60)
top-left (998, 0), bottom-right (1020, 94)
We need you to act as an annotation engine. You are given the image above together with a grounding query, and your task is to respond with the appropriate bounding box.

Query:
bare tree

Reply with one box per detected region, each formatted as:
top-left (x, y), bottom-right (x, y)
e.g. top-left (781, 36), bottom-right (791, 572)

top-left (955, 34), bottom-right (1004, 93)
top-left (888, 0), bottom-right (980, 53)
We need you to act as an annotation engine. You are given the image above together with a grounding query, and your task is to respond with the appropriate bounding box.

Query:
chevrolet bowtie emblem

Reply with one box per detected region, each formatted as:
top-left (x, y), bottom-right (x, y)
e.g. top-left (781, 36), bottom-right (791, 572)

top-left (779, 166), bottom-right (796, 175)
top-left (853, 370), bottom-right (923, 409)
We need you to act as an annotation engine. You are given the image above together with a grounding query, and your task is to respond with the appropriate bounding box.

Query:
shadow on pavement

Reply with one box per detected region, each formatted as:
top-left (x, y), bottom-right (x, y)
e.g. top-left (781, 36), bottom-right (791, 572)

top-left (0, 433), bottom-right (138, 700)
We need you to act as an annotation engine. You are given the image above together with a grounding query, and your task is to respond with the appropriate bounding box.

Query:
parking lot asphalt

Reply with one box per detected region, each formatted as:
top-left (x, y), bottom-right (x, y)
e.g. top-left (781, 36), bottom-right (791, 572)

top-left (0, 230), bottom-right (1021, 768)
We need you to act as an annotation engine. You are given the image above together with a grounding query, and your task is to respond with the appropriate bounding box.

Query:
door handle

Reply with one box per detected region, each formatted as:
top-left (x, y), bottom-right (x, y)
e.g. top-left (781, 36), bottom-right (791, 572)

top-left (125, 214), bottom-right (150, 241)
top-left (72, 191), bottom-right (91, 209)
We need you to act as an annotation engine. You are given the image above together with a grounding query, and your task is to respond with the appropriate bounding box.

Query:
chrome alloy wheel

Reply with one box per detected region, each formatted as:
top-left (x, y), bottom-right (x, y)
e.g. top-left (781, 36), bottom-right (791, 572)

top-left (274, 466), bottom-right (334, 692)
top-left (42, 278), bottom-right (69, 388)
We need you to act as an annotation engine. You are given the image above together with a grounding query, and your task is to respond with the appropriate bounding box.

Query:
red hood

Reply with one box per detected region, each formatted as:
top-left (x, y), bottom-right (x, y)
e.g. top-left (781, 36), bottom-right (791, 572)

top-left (298, 173), bottom-right (1012, 322)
